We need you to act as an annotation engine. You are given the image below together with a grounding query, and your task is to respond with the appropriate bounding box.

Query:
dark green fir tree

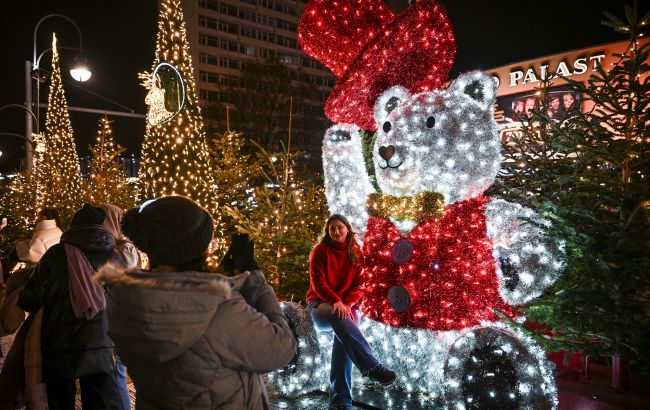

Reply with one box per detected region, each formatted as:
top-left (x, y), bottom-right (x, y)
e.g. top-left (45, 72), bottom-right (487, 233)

top-left (495, 2), bottom-right (650, 375)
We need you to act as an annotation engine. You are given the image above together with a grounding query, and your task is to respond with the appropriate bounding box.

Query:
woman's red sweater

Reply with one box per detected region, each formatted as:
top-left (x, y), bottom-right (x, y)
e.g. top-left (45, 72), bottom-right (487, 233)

top-left (306, 239), bottom-right (364, 306)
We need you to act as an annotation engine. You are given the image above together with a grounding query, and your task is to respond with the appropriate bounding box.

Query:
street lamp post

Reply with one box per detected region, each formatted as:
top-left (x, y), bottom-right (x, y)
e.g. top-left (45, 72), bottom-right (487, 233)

top-left (0, 104), bottom-right (38, 171)
top-left (25, 14), bottom-right (91, 172)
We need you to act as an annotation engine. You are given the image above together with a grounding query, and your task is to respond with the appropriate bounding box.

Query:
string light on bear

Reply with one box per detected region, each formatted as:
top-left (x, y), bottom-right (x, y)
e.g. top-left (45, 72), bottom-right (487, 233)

top-left (272, 305), bottom-right (557, 408)
top-left (299, 0), bottom-right (456, 131)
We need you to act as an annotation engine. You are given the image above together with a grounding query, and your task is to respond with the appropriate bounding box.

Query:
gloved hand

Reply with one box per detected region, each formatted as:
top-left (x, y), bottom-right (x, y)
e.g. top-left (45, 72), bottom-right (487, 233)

top-left (217, 233), bottom-right (259, 275)
top-left (231, 233), bottom-right (260, 273)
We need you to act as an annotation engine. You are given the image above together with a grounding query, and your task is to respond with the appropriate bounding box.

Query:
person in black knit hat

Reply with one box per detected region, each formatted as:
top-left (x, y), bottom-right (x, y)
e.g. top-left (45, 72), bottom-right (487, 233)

top-left (119, 196), bottom-right (215, 269)
top-left (20, 203), bottom-right (125, 410)
top-left (96, 195), bottom-right (296, 409)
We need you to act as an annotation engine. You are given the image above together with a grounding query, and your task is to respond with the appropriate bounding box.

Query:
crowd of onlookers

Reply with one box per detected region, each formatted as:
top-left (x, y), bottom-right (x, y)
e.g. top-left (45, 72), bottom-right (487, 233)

top-left (0, 196), bottom-right (395, 410)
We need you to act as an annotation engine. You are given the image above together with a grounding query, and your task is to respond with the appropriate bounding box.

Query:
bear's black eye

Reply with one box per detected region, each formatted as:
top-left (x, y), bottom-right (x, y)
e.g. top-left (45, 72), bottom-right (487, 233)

top-left (383, 121), bottom-right (392, 133)
top-left (426, 116), bottom-right (435, 128)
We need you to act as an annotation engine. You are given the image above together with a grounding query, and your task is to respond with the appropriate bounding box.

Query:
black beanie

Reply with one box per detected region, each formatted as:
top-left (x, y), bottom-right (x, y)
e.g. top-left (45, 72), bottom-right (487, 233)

top-left (70, 203), bottom-right (106, 226)
top-left (121, 196), bottom-right (214, 267)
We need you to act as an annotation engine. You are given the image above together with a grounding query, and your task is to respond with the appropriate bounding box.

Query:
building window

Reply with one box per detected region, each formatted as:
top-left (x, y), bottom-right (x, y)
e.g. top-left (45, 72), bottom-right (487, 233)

top-left (240, 44), bottom-right (256, 56)
top-left (278, 53), bottom-right (297, 65)
top-left (220, 75), bottom-right (240, 87)
top-left (199, 53), bottom-right (239, 70)
top-left (313, 60), bottom-right (328, 71)
top-left (277, 35), bottom-right (297, 49)
top-left (275, 2), bottom-right (297, 16)
top-left (199, 34), bottom-right (219, 48)
top-left (199, 70), bottom-right (220, 84)
top-left (218, 20), bottom-right (238, 35)
top-left (199, 89), bottom-right (220, 102)
top-left (257, 14), bottom-right (274, 26)
top-left (219, 3), bottom-right (238, 17)
top-left (259, 0), bottom-right (274, 10)
top-left (241, 27), bottom-right (275, 43)
top-left (199, 15), bottom-right (218, 30)
top-left (198, 0), bottom-right (218, 12)
top-left (226, 58), bottom-right (240, 69)
top-left (239, 9), bottom-right (254, 23)
top-left (238, 10), bottom-right (274, 27)
top-left (276, 19), bottom-right (297, 32)
top-left (259, 48), bottom-right (275, 59)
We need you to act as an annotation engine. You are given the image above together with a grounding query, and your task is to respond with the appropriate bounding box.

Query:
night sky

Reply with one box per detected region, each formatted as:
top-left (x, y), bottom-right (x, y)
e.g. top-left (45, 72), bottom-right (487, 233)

top-left (0, 0), bottom-right (641, 172)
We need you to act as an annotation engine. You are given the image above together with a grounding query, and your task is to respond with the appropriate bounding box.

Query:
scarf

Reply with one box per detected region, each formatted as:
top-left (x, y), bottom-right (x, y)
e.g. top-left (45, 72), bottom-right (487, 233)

top-left (65, 243), bottom-right (106, 320)
top-left (101, 203), bottom-right (124, 240)
top-left (366, 191), bottom-right (446, 224)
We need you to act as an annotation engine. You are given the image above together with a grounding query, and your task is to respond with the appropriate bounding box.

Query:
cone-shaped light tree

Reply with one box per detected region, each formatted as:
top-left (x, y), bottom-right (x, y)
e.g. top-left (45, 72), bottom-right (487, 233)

top-left (0, 133), bottom-right (47, 256)
top-left (39, 33), bottom-right (85, 225)
top-left (86, 116), bottom-right (136, 209)
top-left (1, 34), bottom-right (84, 254)
top-left (138, 0), bottom-right (216, 212)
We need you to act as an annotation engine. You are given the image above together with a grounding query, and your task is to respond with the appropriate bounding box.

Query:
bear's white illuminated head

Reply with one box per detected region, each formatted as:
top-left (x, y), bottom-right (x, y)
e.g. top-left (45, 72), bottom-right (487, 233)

top-left (372, 71), bottom-right (501, 204)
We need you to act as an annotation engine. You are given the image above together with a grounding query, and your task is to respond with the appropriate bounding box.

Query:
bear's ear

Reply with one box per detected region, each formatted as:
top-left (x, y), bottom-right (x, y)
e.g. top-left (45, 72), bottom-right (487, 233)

top-left (450, 71), bottom-right (497, 109)
top-left (374, 85), bottom-right (411, 127)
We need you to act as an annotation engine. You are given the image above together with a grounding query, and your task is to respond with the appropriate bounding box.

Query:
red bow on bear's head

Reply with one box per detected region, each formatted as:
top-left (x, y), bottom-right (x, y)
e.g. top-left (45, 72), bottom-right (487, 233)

top-left (298, 0), bottom-right (456, 131)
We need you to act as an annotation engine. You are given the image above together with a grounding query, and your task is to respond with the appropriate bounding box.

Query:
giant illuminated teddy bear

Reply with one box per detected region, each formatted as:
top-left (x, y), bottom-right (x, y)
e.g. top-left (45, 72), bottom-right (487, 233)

top-left (269, 1), bottom-right (564, 408)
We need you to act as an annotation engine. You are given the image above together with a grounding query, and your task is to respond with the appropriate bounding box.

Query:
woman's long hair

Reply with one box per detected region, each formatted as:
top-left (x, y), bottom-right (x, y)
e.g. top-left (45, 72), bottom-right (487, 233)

top-left (320, 214), bottom-right (361, 264)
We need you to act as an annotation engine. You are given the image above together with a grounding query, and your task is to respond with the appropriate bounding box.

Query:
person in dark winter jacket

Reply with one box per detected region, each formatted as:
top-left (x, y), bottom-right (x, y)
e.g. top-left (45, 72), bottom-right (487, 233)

top-left (20, 203), bottom-right (125, 410)
top-left (95, 195), bottom-right (297, 410)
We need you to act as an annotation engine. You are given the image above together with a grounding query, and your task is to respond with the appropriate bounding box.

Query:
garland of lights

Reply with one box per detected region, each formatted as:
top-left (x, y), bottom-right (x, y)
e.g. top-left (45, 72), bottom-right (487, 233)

top-left (366, 191), bottom-right (445, 222)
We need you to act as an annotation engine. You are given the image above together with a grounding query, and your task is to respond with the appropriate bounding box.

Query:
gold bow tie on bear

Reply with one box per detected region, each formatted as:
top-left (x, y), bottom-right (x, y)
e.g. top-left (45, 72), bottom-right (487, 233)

top-left (367, 192), bottom-right (446, 223)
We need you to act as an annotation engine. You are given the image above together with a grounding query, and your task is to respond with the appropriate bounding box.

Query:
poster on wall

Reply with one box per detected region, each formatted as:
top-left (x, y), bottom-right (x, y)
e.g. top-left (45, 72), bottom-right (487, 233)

top-left (495, 87), bottom-right (582, 144)
top-left (497, 87), bottom-right (582, 124)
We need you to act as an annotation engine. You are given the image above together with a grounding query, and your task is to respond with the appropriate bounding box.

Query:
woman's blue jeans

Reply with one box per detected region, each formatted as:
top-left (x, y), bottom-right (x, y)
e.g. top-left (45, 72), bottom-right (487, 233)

top-left (114, 357), bottom-right (131, 410)
top-left (307, 300), bottom-right (379, 408)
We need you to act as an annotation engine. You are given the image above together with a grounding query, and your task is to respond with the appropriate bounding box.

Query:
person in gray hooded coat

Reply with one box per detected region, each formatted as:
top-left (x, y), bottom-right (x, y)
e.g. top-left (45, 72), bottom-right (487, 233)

top-left (95, 196), bottom-right (296, 409)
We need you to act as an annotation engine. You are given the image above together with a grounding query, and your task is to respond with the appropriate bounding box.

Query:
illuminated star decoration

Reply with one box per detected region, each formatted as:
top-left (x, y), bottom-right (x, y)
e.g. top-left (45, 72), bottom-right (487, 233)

top-left (298, 0), bottom-right (456, 131)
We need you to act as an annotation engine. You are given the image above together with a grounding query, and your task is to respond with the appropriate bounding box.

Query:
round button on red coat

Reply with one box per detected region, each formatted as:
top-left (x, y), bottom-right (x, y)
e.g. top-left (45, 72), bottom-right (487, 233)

top-left (388, 285), bottom-right (411, 312)
top-left (391, 239), bottom-right (414, 264)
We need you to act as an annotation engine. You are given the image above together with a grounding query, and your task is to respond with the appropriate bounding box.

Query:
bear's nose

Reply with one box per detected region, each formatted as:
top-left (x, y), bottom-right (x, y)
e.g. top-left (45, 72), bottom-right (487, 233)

top-left (379, 145), bottom-right (395, 161)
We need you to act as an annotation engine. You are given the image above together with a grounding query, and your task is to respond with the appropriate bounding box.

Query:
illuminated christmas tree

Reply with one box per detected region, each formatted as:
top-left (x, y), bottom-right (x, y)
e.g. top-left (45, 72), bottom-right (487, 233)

top-left (0, 133), bottom-right (46, 257)
top-left (86, 116), bottom-right (136, 209)
top-left (207, 124), bottom-right (257, 255)
top-left (138, 0), bottom-right (216, 212)
top-left (224, 140), bottom-right (327, 300)
top-left (38, 33), bottom-right (85, 226)
top-left (1, 35), bottom-right (84, 256)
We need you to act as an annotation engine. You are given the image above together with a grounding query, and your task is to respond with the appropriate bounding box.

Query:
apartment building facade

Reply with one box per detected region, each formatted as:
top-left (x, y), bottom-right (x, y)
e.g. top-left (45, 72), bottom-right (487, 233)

top-left (182, 0), bottom-right (333, 110)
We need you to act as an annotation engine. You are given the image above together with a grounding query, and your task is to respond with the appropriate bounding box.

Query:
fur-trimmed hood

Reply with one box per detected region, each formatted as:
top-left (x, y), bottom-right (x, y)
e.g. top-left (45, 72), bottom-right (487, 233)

top-left (95, 264), bottom-right (250, 364)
